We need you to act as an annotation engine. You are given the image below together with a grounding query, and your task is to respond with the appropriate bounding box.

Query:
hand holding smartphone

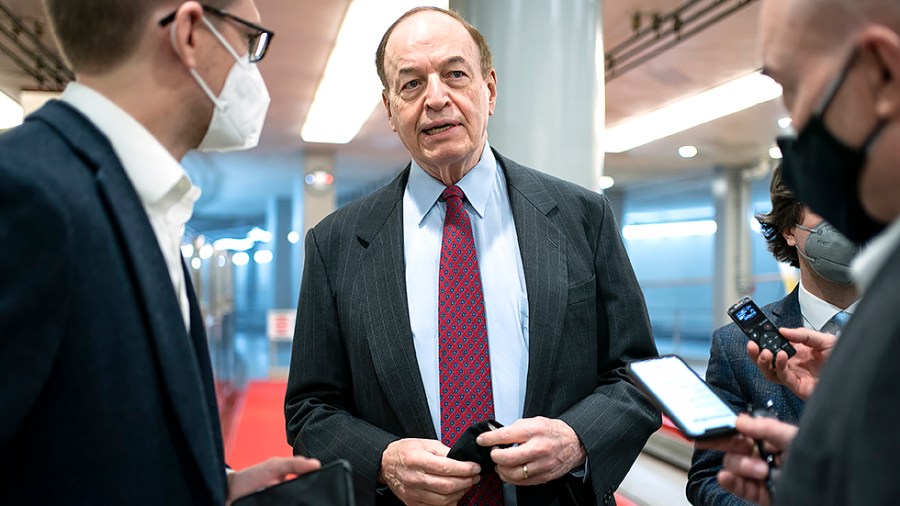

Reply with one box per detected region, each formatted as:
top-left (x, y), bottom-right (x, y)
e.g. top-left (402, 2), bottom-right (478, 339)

top-left (627, 355), bottom-right (737, 440)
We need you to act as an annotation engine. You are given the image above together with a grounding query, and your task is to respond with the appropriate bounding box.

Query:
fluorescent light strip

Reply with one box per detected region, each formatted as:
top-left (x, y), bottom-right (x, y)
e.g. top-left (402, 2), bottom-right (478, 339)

top-left (604, 71), bottom-right (782, 153)
top-left (622, 220), bottom-right (717, 240)
top-left (0, 90), bottom-right (23, 129)
top-left (302, 0), bottom-right (449, 144)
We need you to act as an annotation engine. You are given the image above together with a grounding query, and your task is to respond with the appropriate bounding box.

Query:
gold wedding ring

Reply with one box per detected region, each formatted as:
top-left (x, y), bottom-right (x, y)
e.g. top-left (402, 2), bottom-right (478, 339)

top-left (522, 464), bottom-right (528, 480)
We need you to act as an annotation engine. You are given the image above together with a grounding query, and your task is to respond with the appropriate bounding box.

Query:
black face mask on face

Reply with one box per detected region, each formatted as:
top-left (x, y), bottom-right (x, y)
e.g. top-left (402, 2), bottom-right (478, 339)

top-left (778, 48), bottom-right (888, 245)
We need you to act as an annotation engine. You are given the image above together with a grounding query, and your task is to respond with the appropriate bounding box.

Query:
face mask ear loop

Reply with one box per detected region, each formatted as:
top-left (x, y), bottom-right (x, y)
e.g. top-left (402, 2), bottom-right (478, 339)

top-left (170, 19), bottom-right (226, 109)
top-left (796, 246), bottom-right (818, 266)
top-left (816, 47), bottom-right (860, 115)
top-left (201, 16), bottom-right (244, 64)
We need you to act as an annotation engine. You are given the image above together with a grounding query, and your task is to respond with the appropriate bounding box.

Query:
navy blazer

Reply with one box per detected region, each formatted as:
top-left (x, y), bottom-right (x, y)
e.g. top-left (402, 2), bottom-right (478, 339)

top-left (0, 101), bottom-right (227, 504)
top-left (686, 289), bottom-right (805, 506)
top-left (285, 150), bottom-right (661, 506)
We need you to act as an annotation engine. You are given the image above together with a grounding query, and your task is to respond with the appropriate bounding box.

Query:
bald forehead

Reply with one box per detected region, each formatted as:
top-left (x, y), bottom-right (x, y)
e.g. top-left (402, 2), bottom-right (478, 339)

top-left (384, 11), bottom-right (479, 66)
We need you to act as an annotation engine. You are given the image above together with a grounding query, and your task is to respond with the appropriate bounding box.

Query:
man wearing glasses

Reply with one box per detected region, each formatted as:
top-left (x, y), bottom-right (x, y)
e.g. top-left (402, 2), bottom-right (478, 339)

top-left (0, 1), bottom-right (316, 504)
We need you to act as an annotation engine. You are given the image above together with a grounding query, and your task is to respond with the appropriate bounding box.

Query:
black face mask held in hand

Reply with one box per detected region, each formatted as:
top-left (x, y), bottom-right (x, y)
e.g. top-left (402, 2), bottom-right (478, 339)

top-left (779, 48), bottom-right (888, 245)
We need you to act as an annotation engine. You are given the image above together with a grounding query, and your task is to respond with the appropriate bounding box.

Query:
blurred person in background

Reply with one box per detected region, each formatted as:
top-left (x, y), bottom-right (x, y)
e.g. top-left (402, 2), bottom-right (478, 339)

top-left (697, 0), bottom-right (900, 503)
top-left (687, 164), bottom-right (859, 505)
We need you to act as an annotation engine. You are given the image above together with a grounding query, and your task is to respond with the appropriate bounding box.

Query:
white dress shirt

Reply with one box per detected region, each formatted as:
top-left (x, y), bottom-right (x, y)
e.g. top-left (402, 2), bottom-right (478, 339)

top-left (403, 143), bottom-right (529, 436)
top-left (797, 281), bottom-right (858, 333)
top-left (61, 82), bottom-right (200, 331)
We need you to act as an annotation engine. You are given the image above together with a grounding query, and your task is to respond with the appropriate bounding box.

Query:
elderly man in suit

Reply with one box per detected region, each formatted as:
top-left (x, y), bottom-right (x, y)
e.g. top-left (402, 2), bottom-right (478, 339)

top-left (285, 6), bottom-right (660, 506)
top-left (0, 1), bottom-right (319, 504)
top-left (696, 0), bottom-right (900, 504)
top-left (686, 165), bottom-right (859, 506)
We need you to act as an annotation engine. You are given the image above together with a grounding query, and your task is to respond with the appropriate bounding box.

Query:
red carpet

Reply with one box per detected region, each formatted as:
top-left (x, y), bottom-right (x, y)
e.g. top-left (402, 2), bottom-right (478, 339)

top-left (225, 380), bottom-right (293, 470)
top-left (223, 380), bottom-right (637, 504)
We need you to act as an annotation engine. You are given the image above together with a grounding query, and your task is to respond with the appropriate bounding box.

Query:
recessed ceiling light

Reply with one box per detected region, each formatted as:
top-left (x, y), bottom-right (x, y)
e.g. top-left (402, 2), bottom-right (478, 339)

top-left (599, 176), bottom-right (615, 190)
top-left (604, 71), bottom-right (782, 153)
top-left (769, 146), bottom-right (783, 159)
top-left (678, 145), bottom-right (698, 158)
top-left (778, 117), bottom-right (792, 129)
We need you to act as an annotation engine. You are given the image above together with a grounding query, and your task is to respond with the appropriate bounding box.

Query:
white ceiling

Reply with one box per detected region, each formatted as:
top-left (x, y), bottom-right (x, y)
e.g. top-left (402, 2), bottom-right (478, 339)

top-left (0, 0), bottom-right (786, 218)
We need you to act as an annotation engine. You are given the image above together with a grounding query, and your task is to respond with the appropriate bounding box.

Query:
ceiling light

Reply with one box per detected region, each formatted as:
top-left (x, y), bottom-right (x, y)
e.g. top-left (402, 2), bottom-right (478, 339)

top-left (254, 250), bottom-right (274, 265)
top-left (604, 71), bottom-right (782, 153)
top-left (599, 176), bottom-right (615, 190)
top-left (232, 252), bottom-right (250, 266)
top-left (199, 244), bottom-right (214, 260)
top-left (622, 220), bottom-right (718, 240)
top-left (191, 257), bottom-right (203, 270)
top-left (769, 146), bottom-right (783, 159)
top-left (778, 117), bottom-right (792, 129)
top-left (180, 244), bottom-right (194, 257)
top-left (301, 0), bottom-right (449, 144)
top-left (0, 90), bottom-right (23, 129)
top-left (678, 145), bottom-right (698, 158)
top-left (287, 231), bottom-right (301, 244)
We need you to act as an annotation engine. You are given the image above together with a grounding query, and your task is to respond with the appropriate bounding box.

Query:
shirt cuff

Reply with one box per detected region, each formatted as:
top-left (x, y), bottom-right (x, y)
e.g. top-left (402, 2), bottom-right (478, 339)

top-left (569, 456), bottom-right (589, 483)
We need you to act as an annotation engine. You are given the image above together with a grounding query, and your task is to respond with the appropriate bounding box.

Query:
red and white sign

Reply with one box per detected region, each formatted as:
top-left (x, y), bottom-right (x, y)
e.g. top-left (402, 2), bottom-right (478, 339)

top-left (267, 309), bottom-right (296, 341)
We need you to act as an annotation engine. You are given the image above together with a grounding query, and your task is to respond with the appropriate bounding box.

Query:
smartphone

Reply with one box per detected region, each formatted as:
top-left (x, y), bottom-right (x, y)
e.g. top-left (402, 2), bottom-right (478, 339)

top-left (727, 296), bottom-right (796, 358)
top-left (627, 355), bottom-right (737, 440)
top-left (232, 459), bottom-right (355, 506)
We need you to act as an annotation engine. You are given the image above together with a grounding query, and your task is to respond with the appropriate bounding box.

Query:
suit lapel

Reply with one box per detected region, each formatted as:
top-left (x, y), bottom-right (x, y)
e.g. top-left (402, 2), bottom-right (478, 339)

top-left (38, 102), bottom-right (224, 501)
top-left (770, 288), bottom-right (806, 419)
top-left (357, 170), bottom-right (436, 439)
top-left (498, 153), bottom-right (568, 417)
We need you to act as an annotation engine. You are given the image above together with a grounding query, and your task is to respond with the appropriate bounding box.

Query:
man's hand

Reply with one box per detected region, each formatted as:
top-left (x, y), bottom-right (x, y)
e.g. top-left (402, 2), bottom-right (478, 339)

top-left (695, 414), bottom-right (798, 506)
top-left (747, 327), bottom-right (836, 399)
top-left (379, 438), bottom-right (481, 506)
top-left (226, 456), bottom-right (322, 506)
top-left (477, 417), bottom-right (586, 486)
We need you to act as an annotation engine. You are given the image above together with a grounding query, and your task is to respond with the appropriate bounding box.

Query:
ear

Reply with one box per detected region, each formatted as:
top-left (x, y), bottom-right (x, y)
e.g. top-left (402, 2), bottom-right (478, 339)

top-left (381, 90), bottom-right (397, 132)
top-left (861, 25), bottom-right (900, 120)
top-left (782, 224), bottom-right (798, 247)
top-left (168, 1), bottom-right (205, 69)
top-left (486, 68), bottom-right (497, 116)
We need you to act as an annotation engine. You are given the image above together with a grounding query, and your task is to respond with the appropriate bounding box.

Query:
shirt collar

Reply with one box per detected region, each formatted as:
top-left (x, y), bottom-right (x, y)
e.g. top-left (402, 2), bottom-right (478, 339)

top-left (60, 82), bottom-right (195, 207)
top-left (797, 280), bottom-right (859, 331)
top-left (851, 217), bottom-right (900, 293)
top-left (406, 142), bottom-right (497, 225)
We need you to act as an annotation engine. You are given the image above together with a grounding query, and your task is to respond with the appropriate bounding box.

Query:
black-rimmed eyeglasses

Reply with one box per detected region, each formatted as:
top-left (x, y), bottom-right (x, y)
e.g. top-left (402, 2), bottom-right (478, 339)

top-left (159, 4), bottom-right (274, 63)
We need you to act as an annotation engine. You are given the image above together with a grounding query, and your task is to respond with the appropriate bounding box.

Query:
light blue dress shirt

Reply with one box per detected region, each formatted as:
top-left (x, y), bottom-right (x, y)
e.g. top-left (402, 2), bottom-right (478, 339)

top-left (402, 143), bottom-right (529, 438)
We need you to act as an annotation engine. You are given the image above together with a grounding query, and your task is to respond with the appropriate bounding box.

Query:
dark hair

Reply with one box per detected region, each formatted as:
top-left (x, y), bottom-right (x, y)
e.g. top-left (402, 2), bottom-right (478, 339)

top-left (375, 6), bottom-right (493, 90)
top-left (756, 164), bottom-right (804, 268)
top-left (43, 0), bottom-right (234, 74)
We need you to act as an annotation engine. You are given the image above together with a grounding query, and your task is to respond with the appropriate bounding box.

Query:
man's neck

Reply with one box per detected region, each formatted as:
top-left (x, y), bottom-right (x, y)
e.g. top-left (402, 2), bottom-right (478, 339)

top-left (799, 266), bottom-right (858, 310)
top-left (78, 72), bottom-right (201, 161)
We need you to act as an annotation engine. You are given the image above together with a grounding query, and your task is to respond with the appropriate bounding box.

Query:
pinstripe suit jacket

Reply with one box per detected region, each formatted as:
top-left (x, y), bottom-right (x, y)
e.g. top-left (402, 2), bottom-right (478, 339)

top-left (285, 150), bottom-right (660, 505)
top-left (686, 289), bottom-right (805, 506)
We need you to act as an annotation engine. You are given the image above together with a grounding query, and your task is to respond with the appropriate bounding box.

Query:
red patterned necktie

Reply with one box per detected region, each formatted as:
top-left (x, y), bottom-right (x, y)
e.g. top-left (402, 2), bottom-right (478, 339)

top-left (438, 185), bottom-right (503, 505)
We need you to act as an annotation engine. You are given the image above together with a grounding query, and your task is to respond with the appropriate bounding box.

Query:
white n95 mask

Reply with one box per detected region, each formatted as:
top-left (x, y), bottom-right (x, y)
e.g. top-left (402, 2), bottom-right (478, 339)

top-left (171, 17), bottom-right (271, 152)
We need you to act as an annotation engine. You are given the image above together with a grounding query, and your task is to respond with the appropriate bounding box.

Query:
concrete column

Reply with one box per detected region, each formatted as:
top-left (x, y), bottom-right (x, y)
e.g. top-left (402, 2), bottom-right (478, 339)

top-left (452, 0), bottom-right (604, 190)
top-left (304, 151), bottom-right (337, 232)
top-left (291, 173), bottom-right (305, 305)
top-left (713, 166), bottom-right (753, 328)
top-left (267, 196), bottom-right (293, 309)
top-left (603, 186), bottom-right (627, 234)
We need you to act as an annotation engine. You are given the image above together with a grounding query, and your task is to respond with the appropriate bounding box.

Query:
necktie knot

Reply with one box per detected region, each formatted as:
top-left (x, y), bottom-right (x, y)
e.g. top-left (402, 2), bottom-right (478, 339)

top-left (440, 185), bottom-right (466, 203)
top-left (821, 310), bottom-right (851, 336)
